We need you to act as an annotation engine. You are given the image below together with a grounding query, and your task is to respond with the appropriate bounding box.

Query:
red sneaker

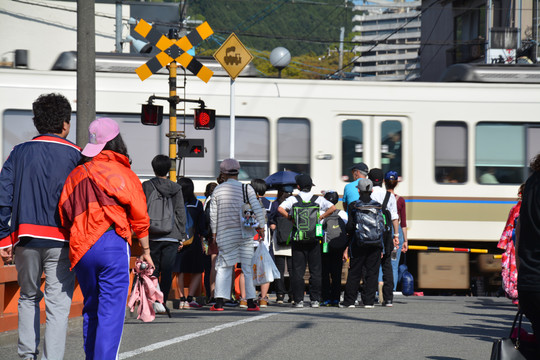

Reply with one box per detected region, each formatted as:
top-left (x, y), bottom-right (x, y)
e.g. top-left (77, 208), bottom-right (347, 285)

top-left (247, 305), bottom-right (260, 311)
top-left (210, 305), bottom-right (224, 311)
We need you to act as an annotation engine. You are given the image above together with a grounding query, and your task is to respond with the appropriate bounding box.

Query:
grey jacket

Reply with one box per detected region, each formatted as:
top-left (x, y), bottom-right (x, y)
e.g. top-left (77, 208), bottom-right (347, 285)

top-left (142, 177), bottom-right (187, 241)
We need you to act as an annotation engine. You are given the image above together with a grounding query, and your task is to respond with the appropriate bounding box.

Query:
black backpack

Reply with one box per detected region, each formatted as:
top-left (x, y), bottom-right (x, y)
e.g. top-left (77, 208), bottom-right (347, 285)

top-left (146, 180), bottom-right (174, 236)
top-left (291, 195), bottom-right (320, 243)
top-left (323, 210), bottom-right (347, 250)
top-left (351, 199), bottom-right (385, 247)
top-left (275, 216), bottom-right (293, 245)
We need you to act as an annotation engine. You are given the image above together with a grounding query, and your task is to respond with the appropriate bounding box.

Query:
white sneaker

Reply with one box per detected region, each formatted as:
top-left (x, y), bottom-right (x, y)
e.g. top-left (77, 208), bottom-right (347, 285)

top-left (310, 300), bottom-right (320, 308)
top-left (294, 301), bottom-right (304, 308)
top-left (364, 304), bottom-right (375, 309)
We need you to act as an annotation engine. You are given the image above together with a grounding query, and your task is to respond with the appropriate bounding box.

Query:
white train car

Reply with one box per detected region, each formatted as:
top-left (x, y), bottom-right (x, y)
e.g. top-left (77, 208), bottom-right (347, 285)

top-left (2, 57), bottom-right (539, 291)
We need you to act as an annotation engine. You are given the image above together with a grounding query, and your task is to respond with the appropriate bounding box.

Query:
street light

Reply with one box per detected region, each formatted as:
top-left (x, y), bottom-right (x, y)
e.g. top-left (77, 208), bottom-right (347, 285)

top-left (124, 35), bottom-right (152, 54)
top-left (270, 47), bottom-right (291, 78)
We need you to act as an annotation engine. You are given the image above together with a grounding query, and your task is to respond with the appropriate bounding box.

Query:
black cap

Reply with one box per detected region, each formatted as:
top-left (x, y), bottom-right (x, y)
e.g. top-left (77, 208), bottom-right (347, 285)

top-left (295, 174), bottom-right (315, 188)
top-left (351, 162), bottom-right (369, 176)
top-left (368, 168), bottom-right (384, 185)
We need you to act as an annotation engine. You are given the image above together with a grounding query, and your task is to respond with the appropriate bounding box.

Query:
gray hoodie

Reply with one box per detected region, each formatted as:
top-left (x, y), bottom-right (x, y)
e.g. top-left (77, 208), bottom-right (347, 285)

top-left (142, 177), bottom-right (187, 241)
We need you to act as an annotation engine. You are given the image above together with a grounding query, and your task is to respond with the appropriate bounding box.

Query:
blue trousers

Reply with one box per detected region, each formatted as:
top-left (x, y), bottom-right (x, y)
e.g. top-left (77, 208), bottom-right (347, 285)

top-left (74, 230), bottom-right (130, 360)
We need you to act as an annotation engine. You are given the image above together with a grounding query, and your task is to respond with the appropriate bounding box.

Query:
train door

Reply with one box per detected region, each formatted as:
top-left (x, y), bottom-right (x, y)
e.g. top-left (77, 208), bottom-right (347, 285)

top-left (341, 115), bottom-right (408, 189)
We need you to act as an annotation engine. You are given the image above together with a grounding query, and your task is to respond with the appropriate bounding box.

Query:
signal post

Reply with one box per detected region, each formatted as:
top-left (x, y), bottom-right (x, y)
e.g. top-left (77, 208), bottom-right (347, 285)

top-left (167, 61), bottom-right (179, 179)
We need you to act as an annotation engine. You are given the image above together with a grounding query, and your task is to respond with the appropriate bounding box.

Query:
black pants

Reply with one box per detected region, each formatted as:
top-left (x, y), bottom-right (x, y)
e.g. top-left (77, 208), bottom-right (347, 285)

top-left (343, 245), bottom-right (381, 306)
top-left (150, 241), bottom-right (178, 302)
top-left (291, 241), bottom-right (321, 303)
top-left (203, 253), bottom-right (212, 299)
top-left (321, 247), bottom-right (344, 302)
top-left (380, 237), bottom-right (394, 303)
top-left (519, 290), bottom-right (540, 351)
top-left (273, 255), bottom-right (292, 299)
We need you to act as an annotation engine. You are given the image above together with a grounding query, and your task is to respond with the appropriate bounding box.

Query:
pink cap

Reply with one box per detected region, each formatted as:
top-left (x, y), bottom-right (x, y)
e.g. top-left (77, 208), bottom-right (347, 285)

top-left (81, 117), bottom-right (120, 157)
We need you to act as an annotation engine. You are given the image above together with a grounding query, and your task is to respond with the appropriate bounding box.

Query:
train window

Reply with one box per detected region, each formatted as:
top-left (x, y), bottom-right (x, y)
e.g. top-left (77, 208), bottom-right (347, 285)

top-left (435, 122), bottom-right (468, 184)
top-left (381, 120), bottom-right (402, 177)
top-left (217, 117), bottom-right (269, 180)
top-left (527, 127), bottom-right (540, 172)
top-left (277, 118), bottom-right (310, 174)
top-left (342, 120), bottom-right (363, 182)
top-left (476, 123), bottom-right (524, 184)
top-left (3, 110), bottom-right (77, 164)
top-left (100, 114), bottom-right (162, 177)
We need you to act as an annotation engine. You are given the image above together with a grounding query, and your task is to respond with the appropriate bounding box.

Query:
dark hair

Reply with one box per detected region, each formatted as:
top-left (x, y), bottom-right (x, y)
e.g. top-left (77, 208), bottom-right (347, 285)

top-left (250, 179), bottom-right (267, 196)
top-left (151, 154), bottom-right (171, 177)
top-left (205, 182), bottom-right (218, 198)
top-left (531, 154), bottom-right (540, 172)
top-left (178, 177), bottom-right (196, 203)
top-left (323, 191), bottom-right (339, 205)
top-left (217, 172), bottom-right (226, 184)
top-left (384, 179), bottom-right (398, 190)
top-left (32, 93), bottom-right (71, 134)
top-left (78, 133), bottom-right (129, 165)
top-left (277, 189), bottom-right (292, 204)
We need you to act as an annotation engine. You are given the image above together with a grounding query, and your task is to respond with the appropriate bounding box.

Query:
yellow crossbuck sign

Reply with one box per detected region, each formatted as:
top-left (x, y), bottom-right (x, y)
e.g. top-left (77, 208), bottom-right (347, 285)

top-left (134, 19), bottom-right (214, 83)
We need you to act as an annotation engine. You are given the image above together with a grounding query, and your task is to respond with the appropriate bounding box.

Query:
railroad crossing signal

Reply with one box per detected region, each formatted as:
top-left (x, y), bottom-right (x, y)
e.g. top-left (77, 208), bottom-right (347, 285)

top-left (194, 107), bottom-right (216, 130)
top-left (178, 139), bottom-right (205, 158)
top-left (213, 33), bottom-right (253, 80)
top-left (133, 19), bottom-right (214, 83)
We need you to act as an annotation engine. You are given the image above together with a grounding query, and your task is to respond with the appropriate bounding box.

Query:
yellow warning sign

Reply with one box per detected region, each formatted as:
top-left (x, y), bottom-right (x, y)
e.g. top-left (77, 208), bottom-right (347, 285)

top-left (213, 33), bottom-right (253, 80)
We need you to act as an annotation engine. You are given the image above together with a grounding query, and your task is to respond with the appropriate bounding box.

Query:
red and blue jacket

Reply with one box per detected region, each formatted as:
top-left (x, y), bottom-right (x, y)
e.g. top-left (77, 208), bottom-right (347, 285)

top-left (0, 134), bottom-right (81, 248)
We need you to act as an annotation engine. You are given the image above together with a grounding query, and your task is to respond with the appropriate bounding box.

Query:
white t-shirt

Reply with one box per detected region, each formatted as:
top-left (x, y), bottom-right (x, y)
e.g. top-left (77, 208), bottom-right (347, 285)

top-left (279, 191), bottom-right (334, 213)
top-left (370, 186), bottom-right (398, 221)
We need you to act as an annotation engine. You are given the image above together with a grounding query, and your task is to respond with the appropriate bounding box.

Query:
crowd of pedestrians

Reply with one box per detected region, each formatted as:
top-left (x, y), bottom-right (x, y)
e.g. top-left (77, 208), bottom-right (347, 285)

top-left (8, 92), bottom-right (540, 359)
top-left (0, 92), bottom-right (415, 359)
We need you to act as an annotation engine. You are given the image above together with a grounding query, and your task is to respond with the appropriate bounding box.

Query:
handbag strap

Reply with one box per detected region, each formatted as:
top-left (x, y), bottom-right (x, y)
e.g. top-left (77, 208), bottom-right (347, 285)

top-left (242, 184), bottom-right (248, 204)
top-left (509, 311), bottom-right (523, 348)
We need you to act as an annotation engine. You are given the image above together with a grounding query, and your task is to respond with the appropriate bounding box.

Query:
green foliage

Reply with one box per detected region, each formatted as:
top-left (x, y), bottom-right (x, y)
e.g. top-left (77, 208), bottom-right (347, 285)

top-left (188, 0), bottom-right (354, 56)
top-left (187, 0), bottom-right (356, 78)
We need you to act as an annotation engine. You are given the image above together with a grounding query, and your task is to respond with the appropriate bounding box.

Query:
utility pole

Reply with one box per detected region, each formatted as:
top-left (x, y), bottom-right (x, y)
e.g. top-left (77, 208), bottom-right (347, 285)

top-left (339, 27), bottom-right (345, 78)
top-left (534, 0), bottom-right (539, 62)
top-left (77, 0), bottom-right (95, 147)
top-left (115, 0), bottom-right (122, 53)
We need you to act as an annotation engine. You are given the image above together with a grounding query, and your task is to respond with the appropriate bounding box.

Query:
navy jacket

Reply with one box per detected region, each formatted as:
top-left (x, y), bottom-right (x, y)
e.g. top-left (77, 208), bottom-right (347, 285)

top-left (0, 134), bottom-right (81, 248)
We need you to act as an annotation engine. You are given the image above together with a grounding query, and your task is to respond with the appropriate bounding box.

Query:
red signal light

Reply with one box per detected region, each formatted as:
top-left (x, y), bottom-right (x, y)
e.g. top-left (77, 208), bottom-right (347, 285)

top-left (194, 108), bottom-right (215, 130)
top-left (141, 103), bottom-right (163, 126)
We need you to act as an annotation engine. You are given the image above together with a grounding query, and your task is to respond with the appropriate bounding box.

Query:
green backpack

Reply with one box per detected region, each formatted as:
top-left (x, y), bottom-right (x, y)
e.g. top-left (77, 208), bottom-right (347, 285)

top-left (291, 195), bottom-right (321, 243)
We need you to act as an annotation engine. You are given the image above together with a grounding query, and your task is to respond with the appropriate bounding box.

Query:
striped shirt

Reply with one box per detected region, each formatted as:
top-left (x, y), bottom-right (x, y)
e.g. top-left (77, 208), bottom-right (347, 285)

top-left (209, 179), bottom-right (266, 267)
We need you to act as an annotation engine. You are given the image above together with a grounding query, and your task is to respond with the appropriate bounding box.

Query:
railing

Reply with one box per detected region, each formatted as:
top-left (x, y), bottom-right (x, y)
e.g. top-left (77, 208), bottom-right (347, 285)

top-left (0, 264), bottom-right (84, 332)
top-left (0, 240), bottom-right (203, 333)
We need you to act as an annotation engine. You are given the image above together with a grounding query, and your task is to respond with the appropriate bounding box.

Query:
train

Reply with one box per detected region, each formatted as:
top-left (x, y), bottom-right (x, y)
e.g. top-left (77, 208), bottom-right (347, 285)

top-left (2, 53), bottom-right (540, 292)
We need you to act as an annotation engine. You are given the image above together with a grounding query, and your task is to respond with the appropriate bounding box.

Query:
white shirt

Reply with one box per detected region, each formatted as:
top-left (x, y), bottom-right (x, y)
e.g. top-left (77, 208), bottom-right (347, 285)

top-left (370, 186), bottom-right (398, 221)
top-left (279, 191), bottom-right (334, 213)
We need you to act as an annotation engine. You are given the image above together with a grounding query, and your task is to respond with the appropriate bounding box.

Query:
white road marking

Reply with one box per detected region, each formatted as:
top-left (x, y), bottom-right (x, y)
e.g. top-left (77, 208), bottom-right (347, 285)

top-left (119, 308), bottom-right (302, 359)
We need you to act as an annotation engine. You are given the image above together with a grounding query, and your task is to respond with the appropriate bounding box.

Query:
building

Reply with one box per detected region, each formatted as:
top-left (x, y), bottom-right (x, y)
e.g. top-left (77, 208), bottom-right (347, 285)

top-left (420, 0), bottom-right (537, 82)
top-left (351, 0), bottom-right (422, 81)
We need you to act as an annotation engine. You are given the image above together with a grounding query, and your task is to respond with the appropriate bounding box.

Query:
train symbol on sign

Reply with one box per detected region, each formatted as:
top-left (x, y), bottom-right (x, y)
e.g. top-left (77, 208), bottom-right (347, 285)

top-left (224, 47), bottom-right (241, 65)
